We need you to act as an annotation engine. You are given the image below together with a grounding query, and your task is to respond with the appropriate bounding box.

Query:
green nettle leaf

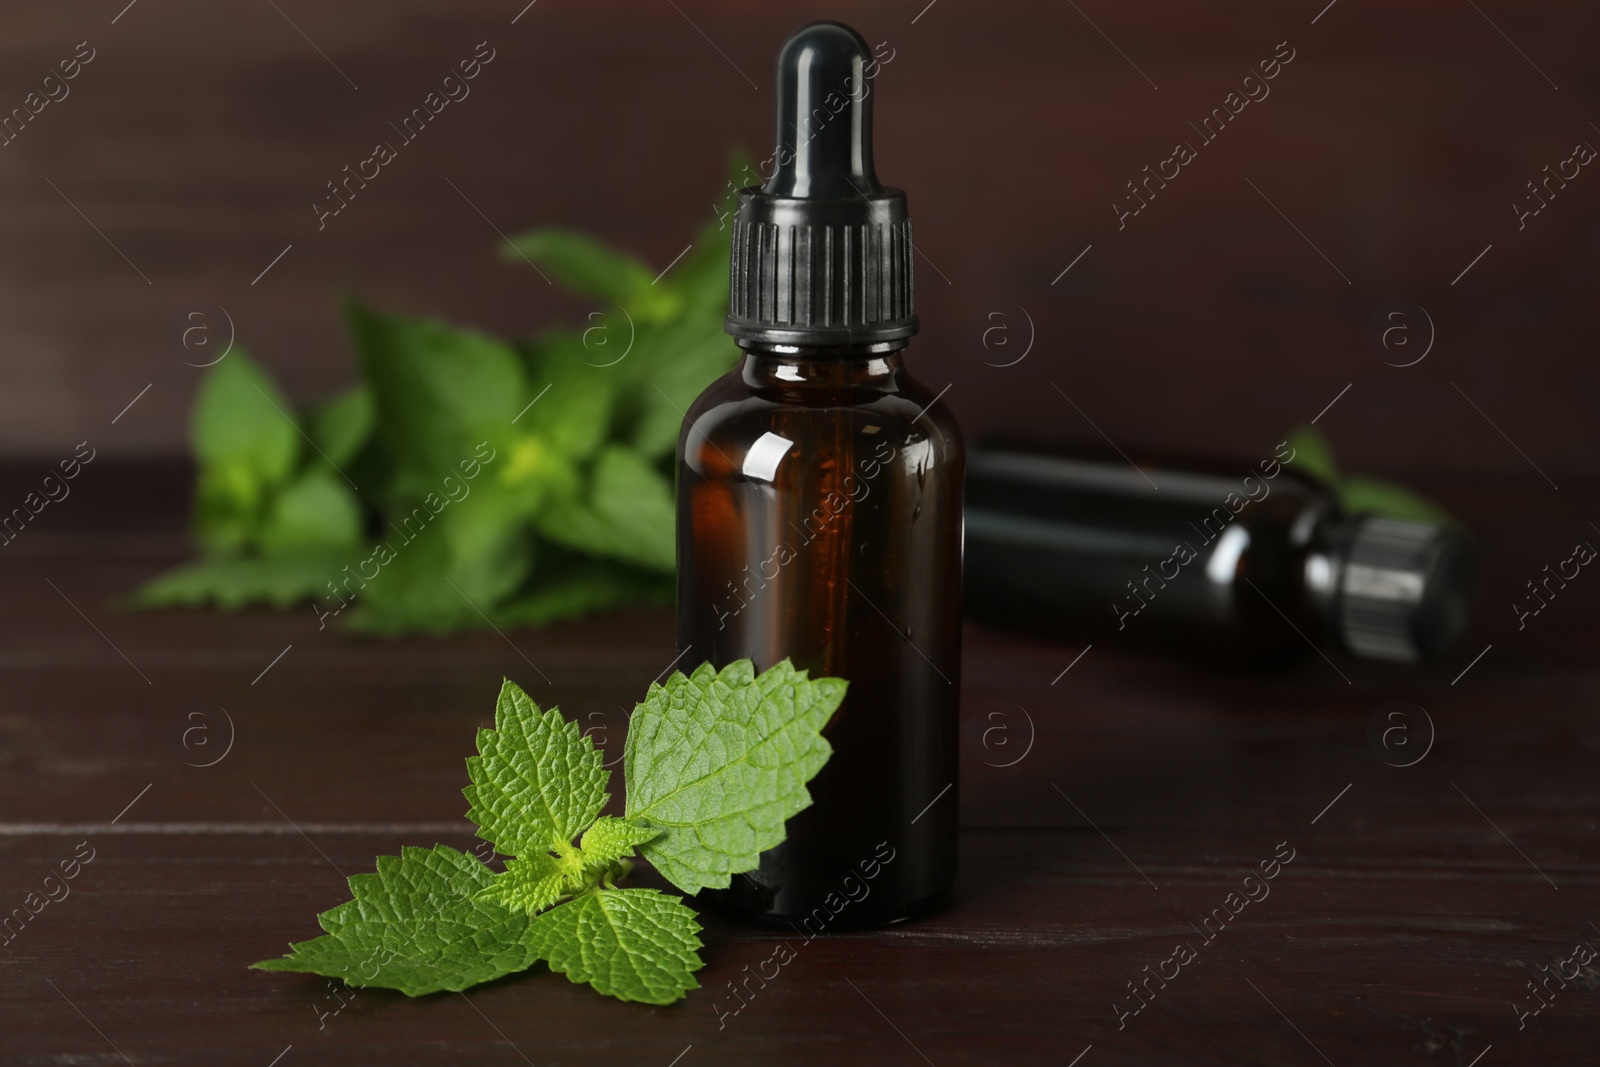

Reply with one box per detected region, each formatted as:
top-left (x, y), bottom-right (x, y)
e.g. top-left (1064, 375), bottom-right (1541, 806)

top-left (514, 332), bottom-right (618, 461)
top-left (473, 816), bottom-right (659, 918)
top-left (336, 525), bottom-right (473, 635)
top-left (617, 316), bottom-right (739, 460)
top-left (1285, 423), bottom-right (1453, 524)
top-left (252, 845), bottom-right (540, 996)
top-left (671, 154), bottom-right (749, 317)
top-left (464, 680), bottom-right (609, 857)
top-left (491, 560), bottom-right (672, 629)
top-left (501, 228), bottom-right (679, 321)
top-left (337, 526), bottom-right (534, 637)
top-left (1284, 424), bottom-right (1339, 485)
top-left (135, 162), bottom-right (749, 633)
top-left (473, 853), bottom-right (568, 916)
top-left (535, 446), bottom-right (676, 573)
top-left (604, 151), bottom-right (746, 460)
top-left (193, 465), bottom-right (268, 554)
top-left (579, 816), bottom-right (661, 872)
top-left (1339, 476), bottom-right (1453, 525)
top-left (431, 487), bottom-right (538, 605)
top-left (344, 299), bottom-right (525, 484)
top-left (625, 659), bottom-right (846, 895)
top-left (190, 351), bottom-right (305, 553)
top-left (258, 471), bottom-right (364, 555)
top-left (130, 552), bottom-right (349, 610)
top-left (255, 660), bottom-right (843, 1005)
top-left (527, 888), bottom-right (703, 1005)
top-left (588, 448), bottom-right (677, 570)
top-left (193, 349), bottom-right (300, 484)
top-left (307, 386), bottom-right (374, 469)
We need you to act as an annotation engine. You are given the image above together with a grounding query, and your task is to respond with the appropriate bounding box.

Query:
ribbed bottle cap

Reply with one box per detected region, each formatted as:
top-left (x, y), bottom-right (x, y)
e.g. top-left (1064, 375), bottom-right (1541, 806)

top-left (725, 22), bottom-right (917, 347)
top-left (1337, 516), bottom-right (1472, 662)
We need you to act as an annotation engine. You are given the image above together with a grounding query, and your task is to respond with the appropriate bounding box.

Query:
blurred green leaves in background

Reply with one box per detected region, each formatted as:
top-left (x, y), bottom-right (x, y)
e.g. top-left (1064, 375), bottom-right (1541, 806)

top-left (132, 157), bottom-right (748, 633)
top-left (1284, 424), bottom-right (1452, 525)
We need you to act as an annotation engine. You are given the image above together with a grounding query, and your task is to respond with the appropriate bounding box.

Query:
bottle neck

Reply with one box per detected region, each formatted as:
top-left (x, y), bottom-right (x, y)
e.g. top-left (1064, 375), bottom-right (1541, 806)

top-left (736, 339), bottom-right (908, 388)
top-left (736, 338), bottom-right (908, 359)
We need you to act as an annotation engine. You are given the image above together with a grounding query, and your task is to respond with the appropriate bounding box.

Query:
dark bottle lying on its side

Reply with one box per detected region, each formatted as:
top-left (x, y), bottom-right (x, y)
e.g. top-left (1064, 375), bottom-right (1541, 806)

top-left (964, 439), bottom-right (1472, 664)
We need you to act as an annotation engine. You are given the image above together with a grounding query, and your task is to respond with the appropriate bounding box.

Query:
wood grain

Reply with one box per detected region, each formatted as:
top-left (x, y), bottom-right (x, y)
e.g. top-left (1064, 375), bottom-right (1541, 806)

top-left (0, 463), bottom-right (1595, 1063)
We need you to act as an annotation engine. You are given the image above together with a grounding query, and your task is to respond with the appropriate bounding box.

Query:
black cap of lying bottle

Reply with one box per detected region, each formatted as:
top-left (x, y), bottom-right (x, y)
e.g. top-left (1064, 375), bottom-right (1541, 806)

top-left (1335, 514), bottom-right (1473, 662)
top-left (726, 21), bottom-right (917, 347)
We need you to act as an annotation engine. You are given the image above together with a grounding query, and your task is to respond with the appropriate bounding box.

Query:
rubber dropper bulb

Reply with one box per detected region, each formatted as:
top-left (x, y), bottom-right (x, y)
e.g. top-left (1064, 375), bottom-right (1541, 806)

top-left (765, 21), bottom-right (882, 199)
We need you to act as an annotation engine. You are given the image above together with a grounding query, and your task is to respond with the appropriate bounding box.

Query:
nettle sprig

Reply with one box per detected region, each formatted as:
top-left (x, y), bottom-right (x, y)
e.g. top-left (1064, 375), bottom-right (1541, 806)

top-left (253, 659), bottom-right (845, 1004)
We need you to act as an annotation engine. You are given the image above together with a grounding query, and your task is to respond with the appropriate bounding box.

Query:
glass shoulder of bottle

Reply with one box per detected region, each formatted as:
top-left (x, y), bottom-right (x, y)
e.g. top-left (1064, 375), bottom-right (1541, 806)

top-left (681, 357), bottom-right (963, 477)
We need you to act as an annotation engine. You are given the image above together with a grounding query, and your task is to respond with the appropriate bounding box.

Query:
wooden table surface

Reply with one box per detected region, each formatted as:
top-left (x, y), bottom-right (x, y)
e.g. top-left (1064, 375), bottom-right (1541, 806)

top-left (1, 462), bottom-right (1595, 1066)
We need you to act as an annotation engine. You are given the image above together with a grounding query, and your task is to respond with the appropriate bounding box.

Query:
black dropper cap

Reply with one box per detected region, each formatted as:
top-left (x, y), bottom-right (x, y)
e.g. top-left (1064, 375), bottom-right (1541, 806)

top-left (1334, 515), bottom-right (1473, 662)
top-left (725, 21), bottom-right (917, 347)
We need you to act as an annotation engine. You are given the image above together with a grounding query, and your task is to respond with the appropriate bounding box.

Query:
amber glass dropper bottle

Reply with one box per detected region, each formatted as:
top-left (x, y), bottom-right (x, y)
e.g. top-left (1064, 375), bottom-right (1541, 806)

top-left (677, 20), bottom-right (963, 928)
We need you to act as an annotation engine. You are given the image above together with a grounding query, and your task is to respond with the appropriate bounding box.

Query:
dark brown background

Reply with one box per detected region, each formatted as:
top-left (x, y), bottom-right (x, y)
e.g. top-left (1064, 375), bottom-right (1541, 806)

top-left (1, 0), bottom-right (1596, 481)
